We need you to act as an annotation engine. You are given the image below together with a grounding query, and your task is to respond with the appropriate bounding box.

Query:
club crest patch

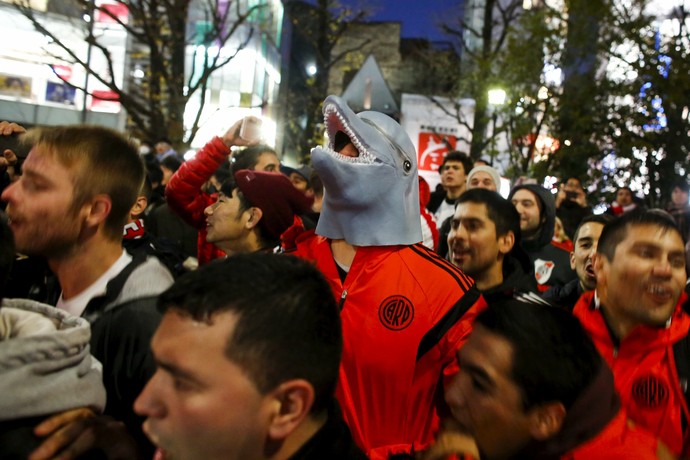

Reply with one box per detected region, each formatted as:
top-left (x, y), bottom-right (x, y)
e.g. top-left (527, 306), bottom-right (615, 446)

top-left (378, 295), bottom-right (414, 331)
top-left (632, 375), bottom-right (669, 408)
top-left (534, 259), bottom-right (555, 285)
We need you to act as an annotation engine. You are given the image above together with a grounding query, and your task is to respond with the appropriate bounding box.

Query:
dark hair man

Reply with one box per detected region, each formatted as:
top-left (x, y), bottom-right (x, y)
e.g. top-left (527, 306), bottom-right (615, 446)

top-left (573, 209), bottom-right (689, 457)
top-left (441, 300), bottom-right (670, 459)
top-left (231, 143), bottom-right (279, 173)
top-left (203, 170), bottom-right (313, 254)
top-left (427, 151), bottom-right (474, 225)
top-left (447, 189), bottom-right (536, 302)
top-left (154, 138), bottom-right (180, 163)
top-left (605, 185), bottom-right (640, 216)
top-left (543, 214), bottom-right (612, 308)
top-left (0, 121), bottom-right (173, 454)
top-left (135, 253), bottom-right (365, 460)
top-left (165, 117), bottom-right (282, 265)
top-left (667, 179), bottom-right (690, 244)
top-left (555, 176), bottom-right (592, 239)
top-left (295, 96), bottom-right (485, 457)
top-left (509, 184), bottom-right (576, 291)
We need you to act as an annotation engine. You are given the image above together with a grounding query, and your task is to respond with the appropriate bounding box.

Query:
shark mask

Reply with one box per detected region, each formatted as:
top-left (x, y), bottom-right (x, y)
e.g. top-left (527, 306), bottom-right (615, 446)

top-left (311, 95), bottom-right (422, 246)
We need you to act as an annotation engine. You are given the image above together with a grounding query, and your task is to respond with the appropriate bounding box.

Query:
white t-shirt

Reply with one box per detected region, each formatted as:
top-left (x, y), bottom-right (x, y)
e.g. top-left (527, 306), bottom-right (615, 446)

top-left (434, 199), bottom-right (456, 227)
top-left (57, 250), bottom-right (133, 317)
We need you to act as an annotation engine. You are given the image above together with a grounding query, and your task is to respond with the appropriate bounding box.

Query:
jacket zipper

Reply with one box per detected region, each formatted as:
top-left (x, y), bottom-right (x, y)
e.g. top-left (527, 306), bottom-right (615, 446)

top-left (338, 289), bottom-right (348, 311)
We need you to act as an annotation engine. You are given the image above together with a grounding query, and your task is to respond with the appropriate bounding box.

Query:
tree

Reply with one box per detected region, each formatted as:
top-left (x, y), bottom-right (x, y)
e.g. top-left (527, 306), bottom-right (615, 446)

top-left (567, 0), bottom-right (690, 207)
top-left (282, 0), bottom-right (370, 162)
top-left (427, 0), bottom-right (563, 180)
top-left (11, 0), bottom-right (269, 149)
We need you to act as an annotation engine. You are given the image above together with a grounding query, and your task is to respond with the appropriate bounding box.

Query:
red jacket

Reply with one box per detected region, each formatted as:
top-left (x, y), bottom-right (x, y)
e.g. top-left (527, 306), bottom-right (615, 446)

top-left (574, 290), bottom-right (690, 456)
top-left (295, 234), bottom-right (486, 459)
top-left (165, 137), bottom-right (227, 265)
top-left (563, 408), bottom-right (663, 459)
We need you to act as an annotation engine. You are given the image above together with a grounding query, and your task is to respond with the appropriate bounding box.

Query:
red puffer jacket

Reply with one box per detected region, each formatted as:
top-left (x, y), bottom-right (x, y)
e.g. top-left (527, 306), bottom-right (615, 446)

top-left (165, 137), bottom-right (228, 265)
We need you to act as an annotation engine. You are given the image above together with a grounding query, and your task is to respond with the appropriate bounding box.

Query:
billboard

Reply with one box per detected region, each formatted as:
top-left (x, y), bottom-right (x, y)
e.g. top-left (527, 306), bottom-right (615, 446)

top-left (400, 94), bottom-right (474, 189)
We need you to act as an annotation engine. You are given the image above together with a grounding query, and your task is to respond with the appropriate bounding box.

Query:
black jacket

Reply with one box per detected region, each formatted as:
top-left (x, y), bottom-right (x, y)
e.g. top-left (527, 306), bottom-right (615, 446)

top-left (289, 403), bottom-right (366, 460)
top-left (482, 252), bottom-right (538, 304)
top-left (509, 184), bottom-right (576, 289)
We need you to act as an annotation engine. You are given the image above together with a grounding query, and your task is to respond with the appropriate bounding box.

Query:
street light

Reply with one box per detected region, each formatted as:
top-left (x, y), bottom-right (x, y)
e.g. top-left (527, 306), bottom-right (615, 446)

top-left (488, 88), bottom-right (507, 106)
top-left (487, 88), bottom-right (507, 164)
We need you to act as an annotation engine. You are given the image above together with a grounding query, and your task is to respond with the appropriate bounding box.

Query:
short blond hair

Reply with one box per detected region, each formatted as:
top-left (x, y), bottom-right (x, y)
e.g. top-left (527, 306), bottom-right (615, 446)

top-left (23, 125), bottom-right (144, 240)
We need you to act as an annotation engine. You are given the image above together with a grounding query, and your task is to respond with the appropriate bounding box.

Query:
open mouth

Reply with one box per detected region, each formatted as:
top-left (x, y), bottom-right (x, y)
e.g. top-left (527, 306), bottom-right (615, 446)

top-left (646, 284), bottom-right (674, 302)
top-left (322, 103), bottom-right (376, 165)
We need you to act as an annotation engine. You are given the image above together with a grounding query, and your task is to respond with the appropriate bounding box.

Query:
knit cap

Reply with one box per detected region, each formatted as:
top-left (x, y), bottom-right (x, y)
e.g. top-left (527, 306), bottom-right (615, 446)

top-left (234, 170), bottom-right (314, 241)
top-left (466, 165), bottom-right (502, 190)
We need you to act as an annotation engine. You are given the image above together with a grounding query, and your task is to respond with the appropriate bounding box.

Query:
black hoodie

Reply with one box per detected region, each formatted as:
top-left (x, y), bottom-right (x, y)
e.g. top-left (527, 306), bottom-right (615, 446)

top-left (508, 184), bottom-right (576, 290)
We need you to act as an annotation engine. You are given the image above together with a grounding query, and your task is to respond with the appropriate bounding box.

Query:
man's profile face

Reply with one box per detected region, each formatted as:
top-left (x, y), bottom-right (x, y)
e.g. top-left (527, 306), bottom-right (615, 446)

top-left (289, 172), bottom-right (309, 192)
top-left (1, 144), bottom-right (84, 257)
top-left (616, 188), bottom-right (633, 207)
top-left (448, 202), bottom-right (506, 279)
top-left (135, 310), bottom-right (270, 460)
top-left (570, 222), bottom-right (605, 291)
top-left (510, 189), bottom-right (541, 236)
top-left (440, 161), bottom-right (466, 189)
top-left (253, 152), bottom-right (279, 173)
top-left (155, 142), bottom-right (171, 155)
top-left (596, 223), bottom-right (686, 331)
top-left (468, 171), bottom-right (497, 191)
top-left (204, 189), bottom-right (250, 245)
top-left (671, 186), bottom-right (689, 208)
top-left (445, 325), bottom-right (534, 459)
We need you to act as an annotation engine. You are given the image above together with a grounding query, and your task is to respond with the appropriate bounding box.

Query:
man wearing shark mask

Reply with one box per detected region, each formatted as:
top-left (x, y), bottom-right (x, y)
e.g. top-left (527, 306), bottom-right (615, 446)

top-left (295, 96), bottom-right (486, 458)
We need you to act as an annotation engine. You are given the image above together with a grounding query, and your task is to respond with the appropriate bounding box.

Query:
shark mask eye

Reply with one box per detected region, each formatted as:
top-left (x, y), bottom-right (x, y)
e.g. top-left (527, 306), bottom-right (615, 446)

top-left (403, 160), bottom-right (412, 173)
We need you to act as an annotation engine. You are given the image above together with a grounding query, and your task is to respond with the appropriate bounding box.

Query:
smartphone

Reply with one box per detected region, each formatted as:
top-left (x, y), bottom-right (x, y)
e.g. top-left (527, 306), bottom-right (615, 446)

top-left (0, 132), bottom-right (30, 158)
top-left (239, 117), bottom-right (262, 143)
top-left (565, 191), bottom-right (578, 200)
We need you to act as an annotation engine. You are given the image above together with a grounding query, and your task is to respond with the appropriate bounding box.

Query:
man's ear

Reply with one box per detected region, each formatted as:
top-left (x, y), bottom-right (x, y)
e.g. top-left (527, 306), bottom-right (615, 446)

top-left (266, 379), bottom-right (315, 441)
top-left (130, 195), bottom-right (148, 219)
top-left (528, 402), bottom-right (565, 441)
top-left (245, 207), bottom-right (263, 230)
top-left (592, 253), bottom-right (605, 279)
top-left (83, 194), bottom-right (112, 228)
top-left (497, 231), bottom-right (515, 256)
top-left (570, 250), bottom-right (576, 270)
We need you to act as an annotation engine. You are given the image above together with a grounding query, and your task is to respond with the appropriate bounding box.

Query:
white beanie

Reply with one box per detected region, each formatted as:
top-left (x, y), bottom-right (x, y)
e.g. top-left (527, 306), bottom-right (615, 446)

top-left (466, 165), bottom-right (501, 190)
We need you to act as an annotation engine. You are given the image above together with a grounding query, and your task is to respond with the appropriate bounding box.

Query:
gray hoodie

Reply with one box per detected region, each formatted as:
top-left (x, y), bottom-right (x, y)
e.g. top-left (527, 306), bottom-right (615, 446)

top-left (0, 298), bottom-right (106, 421)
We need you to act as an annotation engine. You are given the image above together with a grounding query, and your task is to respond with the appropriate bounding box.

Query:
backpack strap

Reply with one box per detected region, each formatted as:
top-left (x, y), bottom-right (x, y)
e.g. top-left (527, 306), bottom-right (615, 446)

top-left (82, 254), bottom-right (148, 324)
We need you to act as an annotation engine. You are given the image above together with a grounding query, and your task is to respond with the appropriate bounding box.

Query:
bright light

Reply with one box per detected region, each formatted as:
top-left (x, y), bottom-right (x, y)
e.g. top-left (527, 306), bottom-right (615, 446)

top-left (488, 88), bottom-right (507, 106)
top-left (132, 68), bottom-right (144, 79)
top-left (306, 64), bottom-right (317, 76)
top-left (184, 149), bottom-right (197, 161)
top-left (538, 86), bottom-right (549, 100)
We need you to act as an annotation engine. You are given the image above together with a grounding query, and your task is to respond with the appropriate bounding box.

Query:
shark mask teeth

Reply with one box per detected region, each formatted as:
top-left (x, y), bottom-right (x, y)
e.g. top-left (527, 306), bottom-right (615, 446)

top-left (323, 105), bottom-right (377, 165)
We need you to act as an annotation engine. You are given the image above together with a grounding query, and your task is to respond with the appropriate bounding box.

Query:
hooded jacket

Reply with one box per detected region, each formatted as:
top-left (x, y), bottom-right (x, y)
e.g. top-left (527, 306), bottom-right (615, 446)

top-left (82, 254), bottom-right (173, 457)
top-left (574, 290), bottom-right (690, 456)
top-left (0, 298), bottom-right (106, 456)
top-left (481, 251), bottom-right (537, 304)
top-left (508, 184), bottom-right (575, 290)
top-left (516, 362), bottom-right (660, 459)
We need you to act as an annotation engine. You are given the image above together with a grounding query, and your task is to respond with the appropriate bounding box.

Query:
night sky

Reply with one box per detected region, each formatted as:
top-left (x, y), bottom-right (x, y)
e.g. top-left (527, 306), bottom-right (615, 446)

top-left (347, 0), bottom-right (464, 42)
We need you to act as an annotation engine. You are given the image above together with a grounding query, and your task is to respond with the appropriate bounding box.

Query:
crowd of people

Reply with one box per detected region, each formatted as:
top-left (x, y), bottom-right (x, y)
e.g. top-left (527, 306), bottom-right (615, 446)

top-left (1, 93), bottom-right (690, 460)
